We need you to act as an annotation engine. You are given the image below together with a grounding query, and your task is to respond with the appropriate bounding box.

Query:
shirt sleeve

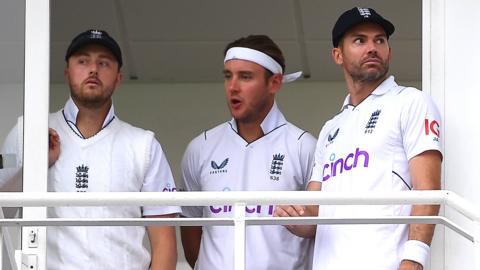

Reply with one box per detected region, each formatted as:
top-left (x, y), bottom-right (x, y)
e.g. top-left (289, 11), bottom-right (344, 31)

top-left (0, 119), bottom-right (23, 190)
top-left (309, 122), bottom-right (332, 183)
top-left (298, 132), bottom-right (317, 189)
top-left (180, 138), bottom-right (204, 218)
top-left (141, 138), bottom-right (181, 216)
top-left (401, 90), bottom-right (443, 160)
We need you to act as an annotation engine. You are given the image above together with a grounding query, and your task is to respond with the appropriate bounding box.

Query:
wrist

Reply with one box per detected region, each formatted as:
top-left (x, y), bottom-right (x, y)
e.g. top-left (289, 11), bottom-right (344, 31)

top-left (401, 240), bottom-right (430, 268)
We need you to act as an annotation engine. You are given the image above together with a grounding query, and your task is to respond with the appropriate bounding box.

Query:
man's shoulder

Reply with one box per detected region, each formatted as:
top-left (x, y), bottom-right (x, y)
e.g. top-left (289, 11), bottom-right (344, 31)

top-left (283, 122), bottom-right (316, 144)
top-left (391, 85), bottom-right (437, 108)
top-left (110, 118), bottom-right (155, 141)
top-left (189, 121), bottom-right (230, 144)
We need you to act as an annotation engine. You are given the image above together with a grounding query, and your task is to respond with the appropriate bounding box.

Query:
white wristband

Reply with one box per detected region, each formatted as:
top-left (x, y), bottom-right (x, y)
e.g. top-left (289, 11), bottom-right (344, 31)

top-left (401, 240), bottom-right (430, 268)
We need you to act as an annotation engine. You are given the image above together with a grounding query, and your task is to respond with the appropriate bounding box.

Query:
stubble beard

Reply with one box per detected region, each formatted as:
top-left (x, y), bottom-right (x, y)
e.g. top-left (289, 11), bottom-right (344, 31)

top-left (70, 84), bottom-right (113, 109)
top-left (349, 61), bottom-right (389, 83)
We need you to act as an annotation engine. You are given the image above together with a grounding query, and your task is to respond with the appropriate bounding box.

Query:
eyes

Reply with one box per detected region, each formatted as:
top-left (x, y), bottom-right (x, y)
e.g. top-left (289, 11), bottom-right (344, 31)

top-left (75, 57), bottom-right (113, 68)
top-left (353, 36), bottom-right (387, 45)
top-left (223, 72), bottom-right (253, 81)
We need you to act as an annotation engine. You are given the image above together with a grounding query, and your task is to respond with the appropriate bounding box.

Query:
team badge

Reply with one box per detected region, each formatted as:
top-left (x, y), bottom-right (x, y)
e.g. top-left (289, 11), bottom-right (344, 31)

top-left (357, 8), bottom-right (371, 18)
top-left (210, 158), bottom-right (229, 174)
top-left (75, 164), bottom-right (89, 192)
top-left (365, 109), bottom-right (381, 134)
top-left (269, 153), bottom-right (285, 181)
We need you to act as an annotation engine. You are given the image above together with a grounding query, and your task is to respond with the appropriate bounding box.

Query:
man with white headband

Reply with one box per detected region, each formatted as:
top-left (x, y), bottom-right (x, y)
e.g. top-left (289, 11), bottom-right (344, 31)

top-left (180, 35), bottom-right (316, 269)
top-left (275, 7), bottom-right (442, 270)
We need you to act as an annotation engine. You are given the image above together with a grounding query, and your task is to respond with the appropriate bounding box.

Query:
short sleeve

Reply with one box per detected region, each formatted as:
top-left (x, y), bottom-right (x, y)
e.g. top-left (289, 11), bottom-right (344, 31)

top-left (400, 90), bottom-right (443, 160)
top-left (298, 132), bottom-right (317, 188)
top-left (180, 138), bottom-right (204, 218)
top-left (0, 118), bottom-right (23, 189)
top-left (141, 139), bottom-right (181, 216)
top-left (309, 121), bottom-right (333, 183)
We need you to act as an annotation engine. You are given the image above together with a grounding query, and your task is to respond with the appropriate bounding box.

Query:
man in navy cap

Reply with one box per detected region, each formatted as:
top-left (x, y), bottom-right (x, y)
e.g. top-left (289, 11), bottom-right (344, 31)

top-left (275, 7), bottom-right (442, 270)
top-left (1, 29), bottom-right (180, 269)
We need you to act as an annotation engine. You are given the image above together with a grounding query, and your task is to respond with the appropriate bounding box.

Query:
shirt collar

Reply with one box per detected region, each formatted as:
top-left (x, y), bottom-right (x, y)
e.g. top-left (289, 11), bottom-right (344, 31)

top-left (342, 75), bottom-right (397, 109)
top-left (63, 97), bottom-right (115, 128)
top-left (228, 101), bottom-right (287, 134)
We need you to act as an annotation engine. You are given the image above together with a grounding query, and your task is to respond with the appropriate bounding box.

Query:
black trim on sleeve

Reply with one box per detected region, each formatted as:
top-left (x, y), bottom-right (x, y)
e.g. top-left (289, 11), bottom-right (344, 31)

top-left (204, 130), bottom-right (207, 141)
top-left (392, 171), bottom-right (412, 190)
top-left (298, 131), bottom-right (308, 140)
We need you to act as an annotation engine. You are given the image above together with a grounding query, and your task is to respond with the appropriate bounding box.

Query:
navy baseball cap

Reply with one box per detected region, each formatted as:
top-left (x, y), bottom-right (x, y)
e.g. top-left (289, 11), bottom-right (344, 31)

top-left (332, 7), bottom-right (395, 47)
top-left (65, 29), bottom-right (123, 68)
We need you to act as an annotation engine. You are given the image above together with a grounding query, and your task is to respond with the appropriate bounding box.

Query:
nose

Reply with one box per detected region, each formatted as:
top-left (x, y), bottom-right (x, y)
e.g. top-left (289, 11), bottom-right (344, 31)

top-left (366, 40), bottom-right (378, 55)
top-left (88, 62), bottom-right (98, 76)
top-left (225, 76), bottom-right (239, 93)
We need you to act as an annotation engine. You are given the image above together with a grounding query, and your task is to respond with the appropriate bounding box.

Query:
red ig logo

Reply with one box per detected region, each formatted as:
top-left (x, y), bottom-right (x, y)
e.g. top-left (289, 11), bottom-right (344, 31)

top-left (424, 119), bottom-right (440, 138)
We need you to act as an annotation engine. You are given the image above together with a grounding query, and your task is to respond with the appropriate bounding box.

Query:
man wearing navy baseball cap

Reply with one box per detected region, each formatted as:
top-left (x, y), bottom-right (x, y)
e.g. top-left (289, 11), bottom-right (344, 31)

top-left (275, 7), bottom-right (442, 270)
top-left (1, 29), bottom-right (180, 269)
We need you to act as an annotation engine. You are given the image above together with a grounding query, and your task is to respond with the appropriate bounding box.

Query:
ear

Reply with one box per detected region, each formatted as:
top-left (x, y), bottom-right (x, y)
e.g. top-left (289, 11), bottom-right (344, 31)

top-left (113, 72), bottom-right (123, 91)
top-left (268, 73), bottom-right (283, 94)
top-left (64, 66), bottom-right (69, 81)
top-left (331, 47), bottom-right (343, 65)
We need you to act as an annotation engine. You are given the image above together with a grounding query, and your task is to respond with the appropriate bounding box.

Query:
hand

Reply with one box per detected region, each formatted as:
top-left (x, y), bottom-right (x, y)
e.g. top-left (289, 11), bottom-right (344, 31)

top-left (398, 260), bottom-right (423, 270)
top-left (274, 205), bottom-right (306, 230)
top-left (274, 205), bottom-right (316, 238)
top-left (48, 128), bottom-right (60, 167)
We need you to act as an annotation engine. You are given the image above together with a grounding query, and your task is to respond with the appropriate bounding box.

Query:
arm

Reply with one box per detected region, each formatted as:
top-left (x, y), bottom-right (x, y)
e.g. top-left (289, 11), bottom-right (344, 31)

top-left (180, 225), bottom-right (202, 268)
top-left (398, 150), bottom-right (442, 270)
top-left (147, 213), bottom-right (178, 270)
top-left (274, 181), bottom-right (321, 238)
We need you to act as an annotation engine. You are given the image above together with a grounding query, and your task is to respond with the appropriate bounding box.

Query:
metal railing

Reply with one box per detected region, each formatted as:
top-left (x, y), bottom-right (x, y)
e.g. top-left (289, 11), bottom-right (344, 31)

top-left (1, 190), bottom-right (479, 270)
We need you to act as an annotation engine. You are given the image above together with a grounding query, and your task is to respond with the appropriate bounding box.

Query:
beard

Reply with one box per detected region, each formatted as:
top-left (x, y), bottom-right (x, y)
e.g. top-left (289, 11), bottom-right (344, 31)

top-left (348, 58), bottom-right (389, 83)
top-left (70, 85), bottom-right (113, 109)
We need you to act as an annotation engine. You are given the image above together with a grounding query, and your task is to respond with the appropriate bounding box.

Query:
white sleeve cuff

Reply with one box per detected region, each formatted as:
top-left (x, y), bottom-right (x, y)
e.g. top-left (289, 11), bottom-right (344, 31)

top-left (401, 240), bottom-right (430, 268)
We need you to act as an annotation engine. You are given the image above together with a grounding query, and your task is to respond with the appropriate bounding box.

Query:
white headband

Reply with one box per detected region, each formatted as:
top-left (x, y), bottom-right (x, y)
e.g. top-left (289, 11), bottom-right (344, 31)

top-left (224, 47), bottom-right (302, 83)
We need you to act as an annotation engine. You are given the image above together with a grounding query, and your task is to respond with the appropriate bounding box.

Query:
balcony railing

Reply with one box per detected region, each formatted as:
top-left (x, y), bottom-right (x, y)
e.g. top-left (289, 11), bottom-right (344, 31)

top-left (0, 190), bottom-right (479, 270)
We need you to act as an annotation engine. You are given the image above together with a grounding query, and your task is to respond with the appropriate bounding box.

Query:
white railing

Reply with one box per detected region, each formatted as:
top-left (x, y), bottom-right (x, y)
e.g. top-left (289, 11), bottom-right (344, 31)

top-left (1, 190), bottom-right (479, 270)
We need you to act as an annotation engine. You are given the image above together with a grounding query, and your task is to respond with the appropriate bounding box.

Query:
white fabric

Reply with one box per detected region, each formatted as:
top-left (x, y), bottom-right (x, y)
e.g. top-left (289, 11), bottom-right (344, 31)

top-left (181, 103), bottom-right (316, 270)
top-left (224, 47), bottom-right (303, 83)
top-left (0, 100), bottom-right (180, 270)
top-left (62, 98), bottom-right (115, 138)
top-left (401, 240), bottom-right (430, 268)
top-left (309, 76), bottom-right (442, 270)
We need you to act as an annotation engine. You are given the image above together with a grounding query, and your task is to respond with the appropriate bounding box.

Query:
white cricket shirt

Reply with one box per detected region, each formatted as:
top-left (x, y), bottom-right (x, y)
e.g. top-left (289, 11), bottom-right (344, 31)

top-left (1, 99), bottom-right (180, 270)
top-left (182, 103), bottom-right (316, 270)
top-left (309, 76), bottom-right (442, 270)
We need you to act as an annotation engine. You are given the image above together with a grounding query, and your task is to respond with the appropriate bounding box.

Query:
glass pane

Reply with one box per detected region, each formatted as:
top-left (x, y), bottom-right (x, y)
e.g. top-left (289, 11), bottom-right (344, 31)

top-left (0, 1), bottom-right (25, 269)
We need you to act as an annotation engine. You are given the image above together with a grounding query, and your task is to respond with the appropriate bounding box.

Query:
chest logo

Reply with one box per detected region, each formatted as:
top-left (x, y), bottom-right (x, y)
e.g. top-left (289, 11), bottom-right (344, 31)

top-left (210, 158), bottom-right (229, 174)
top-left (327, 128), bottom-right (340, 146)
top-left (75, 164), bottom-right (89, 192)
top-left (365, 109), bottom-right (381, 134)
top-left (269, 153), bottom-right (285, 181)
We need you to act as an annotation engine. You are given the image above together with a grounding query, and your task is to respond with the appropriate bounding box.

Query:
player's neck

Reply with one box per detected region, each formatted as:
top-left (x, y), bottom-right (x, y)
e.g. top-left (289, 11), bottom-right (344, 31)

top-left (75, 101), bottom-right (111, 138)
top-left (236, 121), bottom-right (264, 143)
top-left (346, 75), bottom-right (387, 106)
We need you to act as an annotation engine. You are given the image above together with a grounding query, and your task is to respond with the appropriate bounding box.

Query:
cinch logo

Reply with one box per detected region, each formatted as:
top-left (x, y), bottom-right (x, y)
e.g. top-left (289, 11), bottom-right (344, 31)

top-left (322, 148), bottom-right (370, 181)
top-left (162, 183), bottom-right (177, 192)
top-left (209, 205), bottom-right (274, 216)
top-left (424, 119), bottom-right (440, 141)
top-left (209, 187), bottom-right (274, 215)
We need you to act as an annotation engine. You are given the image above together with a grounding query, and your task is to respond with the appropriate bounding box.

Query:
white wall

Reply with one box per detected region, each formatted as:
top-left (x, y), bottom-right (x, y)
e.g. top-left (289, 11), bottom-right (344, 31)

top-left (442, 0), bottom-right (480, 268)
